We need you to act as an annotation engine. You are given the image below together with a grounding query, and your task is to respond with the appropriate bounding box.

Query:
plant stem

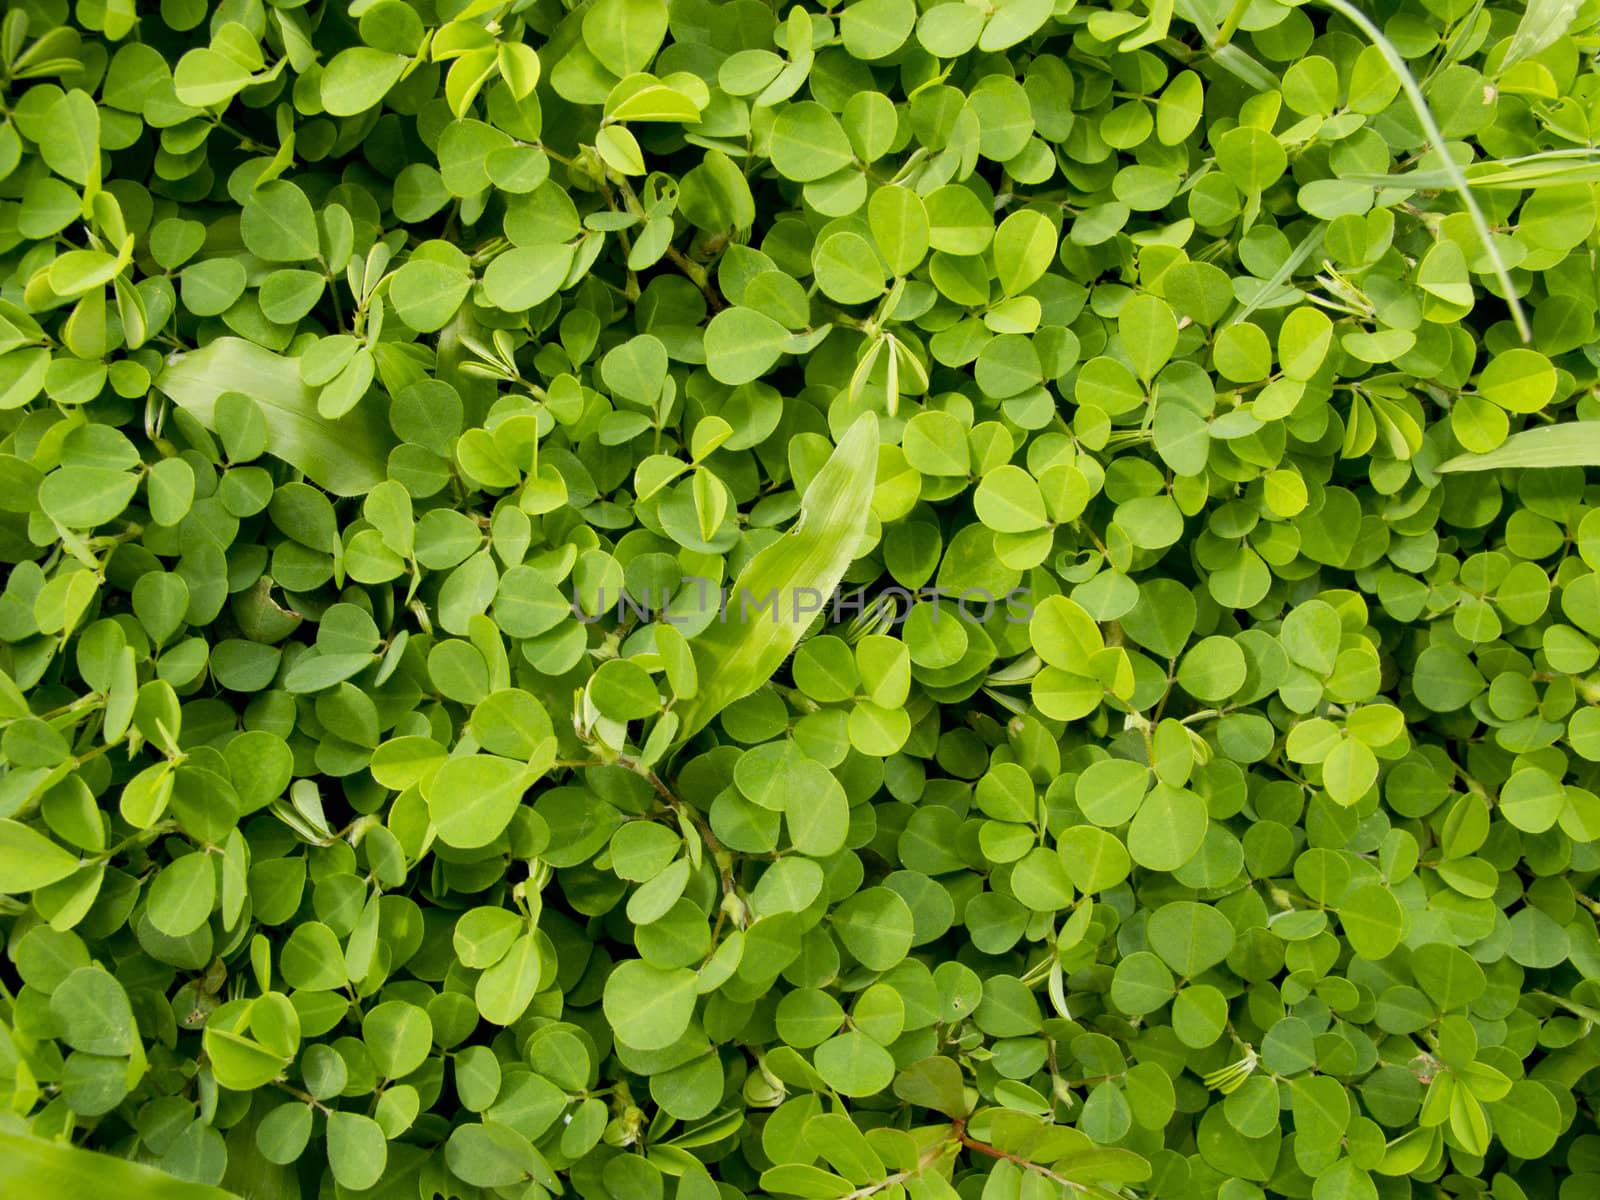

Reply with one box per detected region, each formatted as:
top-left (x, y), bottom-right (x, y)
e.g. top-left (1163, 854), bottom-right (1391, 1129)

top-left (951, 1118), bottom-right (1096, 1193)
top-left (273, 1080), bottom-right (332, 1114)
top-left (665, 245), bottom-right (724, 312)
top-left (612, 176), bottom-right (724, 311)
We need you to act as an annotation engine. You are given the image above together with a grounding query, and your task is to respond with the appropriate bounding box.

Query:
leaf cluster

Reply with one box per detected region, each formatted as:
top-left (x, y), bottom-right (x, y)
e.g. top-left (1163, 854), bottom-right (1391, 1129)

top-left (2, 0), bottom-right (1600, 1199)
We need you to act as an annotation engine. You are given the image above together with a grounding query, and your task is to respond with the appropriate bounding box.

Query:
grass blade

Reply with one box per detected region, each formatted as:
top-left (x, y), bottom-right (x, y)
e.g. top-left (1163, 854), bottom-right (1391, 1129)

top-left (156, 337), bottom-right (396, 497)
top-left (1315, 0), bottom-right (1532, 341)
top-left (1502, 0), bottom-right (1585, 70)
top-left (1343, 149), bottom-right (1600, 191)
top-left (0, 1130), bottom-right (240, 1200)
top-left (1227, 225), bottom-right (1322, 326)
top-left (1172, 0), bottom-right (1281, 91)
top-left (1436, 423), bottom-right (1600, 472)
top-left (673, 413), bottom-right (880, 741)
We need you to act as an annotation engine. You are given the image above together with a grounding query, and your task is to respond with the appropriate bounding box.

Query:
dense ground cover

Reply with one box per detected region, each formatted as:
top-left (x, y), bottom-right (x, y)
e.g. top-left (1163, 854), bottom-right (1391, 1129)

top-left (2, 0), bottom-right (1600, 1197)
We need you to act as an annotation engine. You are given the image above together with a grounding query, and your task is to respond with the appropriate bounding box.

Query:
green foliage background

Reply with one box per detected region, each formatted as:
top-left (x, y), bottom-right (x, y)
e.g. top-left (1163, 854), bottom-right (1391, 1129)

top-left (2, 0), bottom-right (1600, 1197)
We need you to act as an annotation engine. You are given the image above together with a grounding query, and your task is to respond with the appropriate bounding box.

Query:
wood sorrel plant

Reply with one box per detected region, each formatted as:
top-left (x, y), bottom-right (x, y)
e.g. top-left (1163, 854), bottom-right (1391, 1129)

top-left (1, 0), bottom-right (1599, 1197)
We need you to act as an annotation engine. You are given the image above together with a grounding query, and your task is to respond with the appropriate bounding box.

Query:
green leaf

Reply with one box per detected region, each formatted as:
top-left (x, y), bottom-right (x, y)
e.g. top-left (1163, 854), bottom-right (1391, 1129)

top-left (147, 853), bottom-right (216, 937)
top-left (1488, 1081), bottom-right (1564, 1158)
top-left (603, 960), bottom-right (696, 1050)
top-left (1126, 785), bottom-right (1207, 871)
top-left (453, 906), bottom-right (524, 968)
top-left (1477, 349), bottom-right (1556, 413)
top-left (702, 306), bottom-right (793, 386)
top-left (583, 0), bottom-right (669, 77)
top-left (0, 820), bottom-right (81, 893)
top-left (173, 48), bottom-right (255, 108)
top-left (1119, 294), bottom-right (1178, 383)
top-left (204, 1026), bottom-right (291, 1091)
top-left (424, 754), bottom-right (537, 849)
top-left (476, 932), bottom-right (546, 1025)
top-left (241, 181), bottom-right (320, 263)
top-left (868, 185), bottom-right (930, 277)
top-left (813, 232), bottom-right (885, 304)
top-left (814, 1032), bottom-right (896, 1096)
top-left (892, 1056), bottom-right (969, 1117)
top-left (39, 468), bottom-right (139, 528)
top-left (281, 922), bottom-right (348, 991)
top-left (445, 1122), bottom-right (545, 1189)
top-left (51, 967), bottom-right (134, 1055)
top-left (49, 250), bottom-right (122, 298)
top-left (841, 0), bottom-right (917, 59)
top-left (389, 258), bottom-right (473, 331)
top-left (362, 1001), bottom-right (433, 1079)
top-left (321, 47), bottom-right (408, 117)
top-left (993, 209), bottom-right (1057, 296)
top-left (1147, 901), bottom-right (1235, 977)
top-left (41, 90), bottom-right (100, 186)
top-left (831, 887), bottom-right (915, 971)
top-left (770, 102), bottom-right (854, 182)
top-left (326, 1112), bottom-right (387, 1191)
top-left (1339, 884), bottom-right (1406, 959)
top-left (483, 244), bottom-right (575, 313)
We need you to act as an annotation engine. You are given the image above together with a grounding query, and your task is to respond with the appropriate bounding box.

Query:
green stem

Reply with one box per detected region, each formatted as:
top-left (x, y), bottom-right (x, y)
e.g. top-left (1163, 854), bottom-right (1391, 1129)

top-left (1213, 0), bottom-right (1251, 47)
